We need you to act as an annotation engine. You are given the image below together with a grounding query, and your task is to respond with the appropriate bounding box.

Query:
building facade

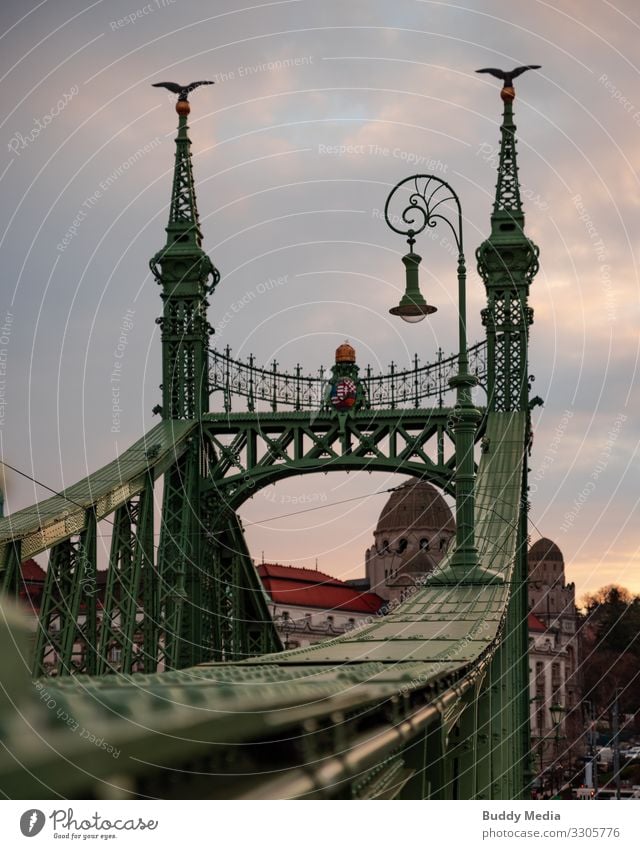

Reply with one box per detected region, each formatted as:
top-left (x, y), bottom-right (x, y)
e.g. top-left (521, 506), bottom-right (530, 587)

top-left (257, 563), bottom-right (384, 649)
top-left (527, 537), bottom-right (583, 778)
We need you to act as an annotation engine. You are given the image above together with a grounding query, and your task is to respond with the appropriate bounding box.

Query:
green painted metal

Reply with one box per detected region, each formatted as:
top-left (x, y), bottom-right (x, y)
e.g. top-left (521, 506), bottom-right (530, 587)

top-left (96, 477), bottom-right (155, 675)
top-left (203, 407), bottom-right (463, 508)
top-left (383, 175), bottom-right (482, 580)
top-left (149, 106), bottom-right (218, 422)
top-left (0, 412), bottom-right (526, 798)
top-left (0, 420), bottom-right (196, 567)
top-left (0, 78), bottom-right (543, 798)
top-left (32, 512), bottom-right (98, 677)
top-left (210, 342), bottom-right (488, 412)
top-left (477, 94), bottom-right (539, 415)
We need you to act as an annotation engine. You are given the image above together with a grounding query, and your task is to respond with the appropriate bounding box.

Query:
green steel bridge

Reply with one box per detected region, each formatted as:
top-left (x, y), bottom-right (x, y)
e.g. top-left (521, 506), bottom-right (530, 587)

top-left (0, 75), bottom-right (541, 800)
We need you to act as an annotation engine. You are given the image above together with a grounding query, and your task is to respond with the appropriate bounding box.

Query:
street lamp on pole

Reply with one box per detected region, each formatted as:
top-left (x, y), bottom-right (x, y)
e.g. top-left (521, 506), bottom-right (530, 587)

top-left (549, 702), bottom-right (566, 797)
top-left (384, 174), bottom-right (492, 582)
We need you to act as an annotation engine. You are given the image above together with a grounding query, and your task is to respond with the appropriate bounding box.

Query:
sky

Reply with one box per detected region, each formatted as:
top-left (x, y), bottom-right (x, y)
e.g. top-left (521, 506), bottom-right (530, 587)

top-left (0, 0), bottom-right (638, 601)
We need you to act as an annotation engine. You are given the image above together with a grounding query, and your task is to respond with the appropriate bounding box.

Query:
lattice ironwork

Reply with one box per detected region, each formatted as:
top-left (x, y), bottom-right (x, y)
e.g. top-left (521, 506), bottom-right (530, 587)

top-left (202, 408), bottom-right (467, 509)
top-left (96, 481), bottom-right (155, 675)
top-left (209, 342), bottom-right (487, 412)
top-left (494, 102), bottom-right (522, 216)
top-left (32, 512), bottom-right (98, 677)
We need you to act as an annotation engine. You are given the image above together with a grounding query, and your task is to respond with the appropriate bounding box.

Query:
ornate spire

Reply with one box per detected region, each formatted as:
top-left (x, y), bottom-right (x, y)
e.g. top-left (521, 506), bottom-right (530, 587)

top-left (476, 74), bottom-right (540, 414)
top-left (492, 91), bottom-right (524, 229)
top-left (166, 99), bottom-right (202, 250)
top-left (149, 94), bottom-right (219, 421)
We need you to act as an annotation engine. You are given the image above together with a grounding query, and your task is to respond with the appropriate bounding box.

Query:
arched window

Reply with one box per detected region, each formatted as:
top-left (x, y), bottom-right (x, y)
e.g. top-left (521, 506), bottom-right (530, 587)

top-left (397, 538), bottom-right (408, 553)
top-left (419, 538), bottom-right (430, 551)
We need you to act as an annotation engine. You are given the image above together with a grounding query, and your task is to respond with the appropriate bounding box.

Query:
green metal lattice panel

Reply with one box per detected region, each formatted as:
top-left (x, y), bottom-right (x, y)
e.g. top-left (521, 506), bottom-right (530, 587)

top-left (0, 421), bottom-right (196, 563)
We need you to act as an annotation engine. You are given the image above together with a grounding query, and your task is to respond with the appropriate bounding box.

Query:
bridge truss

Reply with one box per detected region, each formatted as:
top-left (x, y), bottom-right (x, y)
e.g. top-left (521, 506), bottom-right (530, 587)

top-left (0, 81), bottom-right (540, 799)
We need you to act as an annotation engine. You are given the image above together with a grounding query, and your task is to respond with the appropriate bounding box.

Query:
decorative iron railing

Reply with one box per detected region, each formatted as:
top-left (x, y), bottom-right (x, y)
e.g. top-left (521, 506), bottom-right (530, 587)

top-left (209, 341), bottom-right (487, 411)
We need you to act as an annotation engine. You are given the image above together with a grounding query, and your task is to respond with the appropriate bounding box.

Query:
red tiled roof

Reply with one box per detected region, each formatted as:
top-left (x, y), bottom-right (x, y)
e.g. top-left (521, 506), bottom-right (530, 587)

top-left (20, 559), bottom-right (46, 581)
top-left (257, 563), bottom-right (384, 614)
top-left (528, 612), bottom-right (547, 632)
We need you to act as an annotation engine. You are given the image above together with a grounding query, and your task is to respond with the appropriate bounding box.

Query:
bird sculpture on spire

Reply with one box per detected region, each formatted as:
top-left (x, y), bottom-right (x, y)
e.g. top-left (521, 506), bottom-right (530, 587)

top-left (476, 65), bottom-right (541, 100)
top-left (152, 80), bottom-right (214, 102)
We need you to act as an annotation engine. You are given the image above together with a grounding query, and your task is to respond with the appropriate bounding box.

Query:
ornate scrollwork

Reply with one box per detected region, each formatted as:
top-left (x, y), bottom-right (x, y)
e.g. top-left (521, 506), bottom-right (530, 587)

top-left (208, 342), bottom-right (487, 412)
top-left (384, 174), bottom-right (463, 252)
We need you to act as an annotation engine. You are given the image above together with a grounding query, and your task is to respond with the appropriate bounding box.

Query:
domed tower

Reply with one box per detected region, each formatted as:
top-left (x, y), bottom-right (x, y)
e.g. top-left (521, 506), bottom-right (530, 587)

top-left (527, 537), bottom-right (582, 767)
top-left (528, 538), bottom-right (564, 586)
top-left (365, 480), bottom-right (455, 602)
top-left (527, 537), bottom-right (576, 626)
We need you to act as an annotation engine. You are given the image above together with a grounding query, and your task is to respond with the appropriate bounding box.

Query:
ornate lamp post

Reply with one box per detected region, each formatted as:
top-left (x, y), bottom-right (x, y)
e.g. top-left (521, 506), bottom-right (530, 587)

top-left (549, 702), bottom-right (566, 796)
top-left (384, 175), bottom-right (486, 581)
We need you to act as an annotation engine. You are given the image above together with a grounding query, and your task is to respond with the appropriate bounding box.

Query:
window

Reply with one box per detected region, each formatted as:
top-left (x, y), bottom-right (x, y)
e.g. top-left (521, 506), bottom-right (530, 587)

top-left (440, 537), bottom-right (447, 550)
top-left (419, 538), bottom-right (430, 551)
top-left (397, 538), bottom-right (408, 553)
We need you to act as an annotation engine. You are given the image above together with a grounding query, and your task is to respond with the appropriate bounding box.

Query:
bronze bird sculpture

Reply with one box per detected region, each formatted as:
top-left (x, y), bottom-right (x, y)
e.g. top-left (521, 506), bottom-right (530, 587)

top-left (475, 65), bottom-right (541, 87)
top-left (152, 80), bottom-right (214, 101)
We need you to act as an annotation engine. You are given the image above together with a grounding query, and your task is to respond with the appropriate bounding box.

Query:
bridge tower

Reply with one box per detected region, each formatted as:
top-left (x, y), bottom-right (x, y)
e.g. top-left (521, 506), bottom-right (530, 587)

top-left (149, 95), bottom-right (281, 670)
top-left (149, 97), bottom-right (218, 420)
top-left (476, 79), bottom-right (540, 797)
top-left (146, 97), bottom-right (219, 669)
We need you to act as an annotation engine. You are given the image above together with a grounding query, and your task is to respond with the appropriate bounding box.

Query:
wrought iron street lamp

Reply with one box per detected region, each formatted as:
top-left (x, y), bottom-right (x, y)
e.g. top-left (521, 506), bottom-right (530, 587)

top-left (549, 702), bottom-right (566, 797)
top-left (384, 175), bottom-right (485, 581)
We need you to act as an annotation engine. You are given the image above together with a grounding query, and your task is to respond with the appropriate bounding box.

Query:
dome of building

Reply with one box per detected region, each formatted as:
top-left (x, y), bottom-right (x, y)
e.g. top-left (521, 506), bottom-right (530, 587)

top-left (376, 480), bottom-right (455, 535)
top-left (335, 341), bottom-right (356, 363)
top-left (528, 537), bottom-right (564, 563)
